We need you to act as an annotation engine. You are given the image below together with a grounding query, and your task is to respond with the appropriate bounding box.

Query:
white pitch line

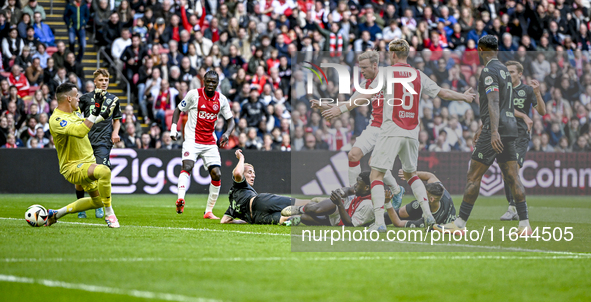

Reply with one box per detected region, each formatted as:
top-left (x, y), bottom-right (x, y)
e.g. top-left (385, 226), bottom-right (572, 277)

top-left (0, 274), bottom-right (222, 302)
top-left (2, 217), bottom-right (589, 256)
top-left (2, 254), bottom-right (591, 264)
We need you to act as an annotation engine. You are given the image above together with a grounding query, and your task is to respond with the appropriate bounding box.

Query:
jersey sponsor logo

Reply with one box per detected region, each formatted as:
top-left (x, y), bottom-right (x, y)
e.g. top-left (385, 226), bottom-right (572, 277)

top-left (60, 120), bottom-right (67, 127)
top-left (213, 104), bottom-right (219, 111)
top-left (514, 98), bottom-right (526, 109)
top-left (398, 111), bottom-right (415, 119)
top-left (77, 163), bottom-right (83, 168)
top-left (199, 111), bottom-right (217, 119)
top-left (518, 90), bottom-right (526, 97)
top-left (484, 76), bottom-right (493, 85)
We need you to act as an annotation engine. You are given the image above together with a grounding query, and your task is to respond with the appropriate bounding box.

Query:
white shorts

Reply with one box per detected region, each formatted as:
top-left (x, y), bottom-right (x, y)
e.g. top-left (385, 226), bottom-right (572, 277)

top-left (353, 126), bottom-right (380, 155)
top-left (371, 136), bottom-right (419, 173)
top-left (181, 141), bottom-right (221, 169)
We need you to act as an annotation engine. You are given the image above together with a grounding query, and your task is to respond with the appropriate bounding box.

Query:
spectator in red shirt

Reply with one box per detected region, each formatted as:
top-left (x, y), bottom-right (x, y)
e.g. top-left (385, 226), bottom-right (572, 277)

top-left (7, 64), bottom-right (30, 98)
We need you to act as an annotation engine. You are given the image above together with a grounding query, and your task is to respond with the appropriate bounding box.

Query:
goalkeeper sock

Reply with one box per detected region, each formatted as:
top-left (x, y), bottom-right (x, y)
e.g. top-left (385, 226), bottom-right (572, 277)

top-left (370, 180), bottom-right (386, 226)
top-left (178, 170), bottom-right (190, 200)
top-left (94, 165), bottom-right (113, 213)
top-left (383, 170), bottom-right (401, 195)
top-left (57, 197), bottom-right (94, 218)
top-left (206, 180), bottom-right (221, 213)
top-left (408, 175), bottom-right (431, 218)
top-left (348, 161), bottom-right (361, 187)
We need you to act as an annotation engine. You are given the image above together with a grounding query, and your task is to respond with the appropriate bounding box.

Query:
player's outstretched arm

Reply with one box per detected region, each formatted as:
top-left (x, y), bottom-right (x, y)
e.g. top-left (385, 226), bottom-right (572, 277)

top-left (221, 215), bottom-right (247, 224)
top-left (397, 169), bottom-right (440, 184)
top-left (386, 207), bottom-right (406, 227)
top-left (437, 87), bottom-right (475, 103)
top-left (233, 149), bottom-right (246, 182)
top-left (310, 99), bottom-right (336, 111)
top-left (320, 90), bottom-right (369, 120)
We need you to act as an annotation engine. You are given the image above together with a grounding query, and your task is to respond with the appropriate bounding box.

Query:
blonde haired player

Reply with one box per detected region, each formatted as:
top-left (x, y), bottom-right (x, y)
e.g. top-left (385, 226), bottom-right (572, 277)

top-left (45, 83), bottom-right (120, 228)
top-left (322, 39), bottom-right (475, 232)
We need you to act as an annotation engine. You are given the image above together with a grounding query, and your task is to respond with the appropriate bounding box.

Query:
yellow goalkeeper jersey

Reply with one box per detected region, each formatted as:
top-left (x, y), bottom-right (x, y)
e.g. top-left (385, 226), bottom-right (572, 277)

top-left (49, 108), bottom-right (96, 174)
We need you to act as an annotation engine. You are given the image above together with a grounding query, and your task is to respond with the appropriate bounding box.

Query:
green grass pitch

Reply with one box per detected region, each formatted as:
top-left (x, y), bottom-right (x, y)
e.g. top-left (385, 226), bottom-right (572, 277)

top-left (1, 194), bottom-right (590, 302)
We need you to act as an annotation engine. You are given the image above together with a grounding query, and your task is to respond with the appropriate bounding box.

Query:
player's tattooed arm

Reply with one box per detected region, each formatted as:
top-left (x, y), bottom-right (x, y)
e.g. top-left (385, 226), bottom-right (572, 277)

top-left (530, 80), bottom-right (546, 116)
top-left (514, 110), bottom-right (533, 132)
top-left (487, 90), bottom-right (504, 153)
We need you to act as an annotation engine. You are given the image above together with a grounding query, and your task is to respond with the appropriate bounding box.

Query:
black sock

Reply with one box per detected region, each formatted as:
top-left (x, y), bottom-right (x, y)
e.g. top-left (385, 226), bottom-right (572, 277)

top-left (76, 189), bottom-right (85, 200)
top-left (515, 201), bottom-right (528, 221)
top-left (459, 201), bottom-right (474, 222)
top-left (504, 181), bottom-right (516, 207)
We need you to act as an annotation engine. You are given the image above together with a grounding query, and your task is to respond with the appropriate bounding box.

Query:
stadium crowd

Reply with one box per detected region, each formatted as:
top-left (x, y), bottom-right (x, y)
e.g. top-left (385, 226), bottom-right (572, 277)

top-left (0, 0), bottom-right (590, 153)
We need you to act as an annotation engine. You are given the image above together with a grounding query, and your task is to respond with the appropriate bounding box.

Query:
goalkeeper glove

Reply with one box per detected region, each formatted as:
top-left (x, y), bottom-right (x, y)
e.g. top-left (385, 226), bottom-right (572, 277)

top-left (95, 96), bottom-right (118, 123)
top-left (90, 89), bottom-right (106, 117)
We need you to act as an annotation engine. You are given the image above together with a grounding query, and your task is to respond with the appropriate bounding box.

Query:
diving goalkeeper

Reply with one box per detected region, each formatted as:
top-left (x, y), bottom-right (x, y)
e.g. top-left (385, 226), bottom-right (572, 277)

top-left (45, 83), bottom-right (120, 228)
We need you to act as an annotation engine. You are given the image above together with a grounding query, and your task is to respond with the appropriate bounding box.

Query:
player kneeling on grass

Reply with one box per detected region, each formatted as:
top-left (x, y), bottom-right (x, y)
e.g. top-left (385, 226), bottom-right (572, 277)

top-left (221, 149), bottom-right (297, 225)
top-left (384, 170), bottom-right (456, 228)
top-left (45, 83), bottom-right (119, 228)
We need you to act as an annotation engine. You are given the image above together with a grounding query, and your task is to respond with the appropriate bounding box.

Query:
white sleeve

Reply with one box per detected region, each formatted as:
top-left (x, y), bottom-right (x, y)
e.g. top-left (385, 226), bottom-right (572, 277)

top-left (419, 70), bottom-right (441, 98)
top-left (179, 89), bottom-right (197, 112)
top-left (219, 94), bottom-right (233, 120)
top-left (351, 201), bottom-right (375, 227)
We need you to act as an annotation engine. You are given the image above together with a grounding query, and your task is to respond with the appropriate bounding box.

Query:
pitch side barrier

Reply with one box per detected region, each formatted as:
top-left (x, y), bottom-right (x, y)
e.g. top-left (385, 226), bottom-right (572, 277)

top-left (291, 150), bottom-right (591, 196)
top-left (0, 149), bottom-right (291, 194)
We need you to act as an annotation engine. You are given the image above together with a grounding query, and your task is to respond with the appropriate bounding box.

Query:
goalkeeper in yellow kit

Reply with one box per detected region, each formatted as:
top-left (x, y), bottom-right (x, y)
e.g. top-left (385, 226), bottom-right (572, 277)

top-left (45, 82), bottom-right (120, 228)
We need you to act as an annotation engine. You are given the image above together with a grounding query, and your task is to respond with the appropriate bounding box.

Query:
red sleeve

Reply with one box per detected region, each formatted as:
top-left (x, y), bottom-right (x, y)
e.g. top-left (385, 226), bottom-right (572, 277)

top-left (198, 3), bottom-right (206, 28)
top-left (181, 6), bottom-right (191, 32)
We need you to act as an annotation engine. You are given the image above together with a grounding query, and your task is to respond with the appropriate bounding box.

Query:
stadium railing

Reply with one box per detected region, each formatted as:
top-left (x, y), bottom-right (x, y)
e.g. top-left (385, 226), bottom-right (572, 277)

top-left (97, 46), bottom-right (131, 104)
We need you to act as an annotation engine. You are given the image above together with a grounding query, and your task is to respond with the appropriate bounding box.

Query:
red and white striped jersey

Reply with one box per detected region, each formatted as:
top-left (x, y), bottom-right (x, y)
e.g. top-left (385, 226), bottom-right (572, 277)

top-left (359, 78), bottom-right (384, 128)
top-left (369, 63), bottom-right (441, 139)
top-left (178, 88), bottom-right (233, 145)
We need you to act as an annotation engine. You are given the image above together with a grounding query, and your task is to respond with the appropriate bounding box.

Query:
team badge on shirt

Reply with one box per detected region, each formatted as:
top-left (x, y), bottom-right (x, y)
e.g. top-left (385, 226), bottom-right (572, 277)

top-left (500, 70), bottom-right (507, 79)
top-left (60, 120), bottom-right (68, 127)
top-left (518, 90), bottom-right (525, 97)
top-left (485, 76), bottom-right (493, 85)
top-left (213, 104), bottom-right (219, 111)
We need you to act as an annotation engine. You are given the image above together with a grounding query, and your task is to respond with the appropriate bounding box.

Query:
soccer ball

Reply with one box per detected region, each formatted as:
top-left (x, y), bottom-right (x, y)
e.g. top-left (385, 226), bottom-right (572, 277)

top-left (25, 205), bottom-right (48, 227)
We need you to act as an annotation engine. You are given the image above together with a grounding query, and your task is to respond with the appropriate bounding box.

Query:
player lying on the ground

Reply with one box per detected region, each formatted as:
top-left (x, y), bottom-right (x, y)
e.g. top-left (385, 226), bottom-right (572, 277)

top-left (384, 170), bottom-right (456, 228)
top-left (45, 83), bottom-right (119, 228)
top-left (221, 149), bottom-right (298, 225)
top-left (170, 70), bottom-right (235, 219)
top-left (284, 171), bottom-right (387, 227)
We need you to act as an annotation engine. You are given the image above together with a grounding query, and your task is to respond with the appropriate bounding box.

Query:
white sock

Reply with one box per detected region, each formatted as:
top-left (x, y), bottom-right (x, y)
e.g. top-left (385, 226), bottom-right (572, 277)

top-left (371, 180), bottom-right (386, 226)
top-left (206, 181), bottom-right (221, 213)
top-left (178, 171), bottom-right (190, 200)
top-left (518, 219), bottom-right (530, 228)
top-left (409, 175), bottom-right (432, 218)
top-left (348, 162), bottom-right (361, 187)
top-left (105, 206), bottom-right (114, 216)
top-left (508, 205), bottom-right (516, 213)
top-left (454, 217), bottom-right (466, 228)
top-left (56, 207), bottom-right (68, 219)
top-left (383, 170), bottom-right (401, 195)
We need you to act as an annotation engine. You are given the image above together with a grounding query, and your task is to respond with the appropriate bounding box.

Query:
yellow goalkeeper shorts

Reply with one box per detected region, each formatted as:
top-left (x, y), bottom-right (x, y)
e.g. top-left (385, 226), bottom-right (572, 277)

top-left (62, 162), bottom-right (98, 192)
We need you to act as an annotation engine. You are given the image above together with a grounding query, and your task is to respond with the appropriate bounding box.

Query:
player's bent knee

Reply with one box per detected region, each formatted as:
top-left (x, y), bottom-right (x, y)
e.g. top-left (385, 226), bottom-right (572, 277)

top-left (93, 164), bottom-right (111, 181)
top-left (348, 148), bottom-right (363, 162)
top-left (209, 166), bottom-right (222, 180)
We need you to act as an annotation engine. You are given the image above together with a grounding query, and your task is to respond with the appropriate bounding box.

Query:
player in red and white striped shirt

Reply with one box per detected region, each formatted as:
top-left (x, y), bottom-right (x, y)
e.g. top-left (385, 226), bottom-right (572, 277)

top-left (170, 71), bottom-right (235, 218)
top-left (322, 40), bottom-right (474, 232)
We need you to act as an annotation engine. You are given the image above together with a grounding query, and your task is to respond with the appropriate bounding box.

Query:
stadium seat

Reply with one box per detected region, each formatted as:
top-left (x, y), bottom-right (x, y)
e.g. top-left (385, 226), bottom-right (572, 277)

top-left (46, 46), bottom-right (58, 57)
top-left (28, 86), bottom-right (40, 96)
